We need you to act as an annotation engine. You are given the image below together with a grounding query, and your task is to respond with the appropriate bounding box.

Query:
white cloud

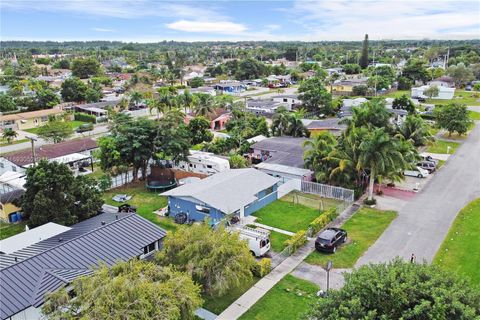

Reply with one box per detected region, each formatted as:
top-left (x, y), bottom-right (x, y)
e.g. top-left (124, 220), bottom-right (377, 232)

top-left (287, 0), bottom-right (480, 40)
top-left (91, 27), bottom-right (115, 32)
top-left (166, 20), bottom-right (247, 34)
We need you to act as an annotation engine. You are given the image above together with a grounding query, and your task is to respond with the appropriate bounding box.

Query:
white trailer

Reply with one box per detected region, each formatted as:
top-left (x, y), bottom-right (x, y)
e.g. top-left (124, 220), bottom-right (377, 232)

top-left (175, 150), bottom-right (230, 176)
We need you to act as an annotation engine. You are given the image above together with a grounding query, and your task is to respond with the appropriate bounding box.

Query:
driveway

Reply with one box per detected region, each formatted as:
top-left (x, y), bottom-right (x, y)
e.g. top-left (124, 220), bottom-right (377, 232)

top-left (356, 123), bottom-right (480, 266)
top-left (292, 262), bottom-right (349, 290)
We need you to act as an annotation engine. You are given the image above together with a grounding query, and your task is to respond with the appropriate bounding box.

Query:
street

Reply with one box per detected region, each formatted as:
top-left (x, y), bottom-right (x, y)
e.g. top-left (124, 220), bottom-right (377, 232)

top-left (356, 122), bottom-right (480, 265)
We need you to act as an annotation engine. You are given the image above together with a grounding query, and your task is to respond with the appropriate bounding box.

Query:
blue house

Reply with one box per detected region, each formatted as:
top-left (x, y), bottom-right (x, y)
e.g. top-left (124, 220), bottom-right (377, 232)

top-left (162, 168), bottom-right (280, 225)
top-left (213, 81), bottom-right (246, 94)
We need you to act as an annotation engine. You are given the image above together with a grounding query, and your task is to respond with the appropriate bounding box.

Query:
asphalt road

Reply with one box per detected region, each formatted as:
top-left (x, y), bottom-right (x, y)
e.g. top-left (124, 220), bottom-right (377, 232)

top-left (356, 122), bottom-right (480, 266)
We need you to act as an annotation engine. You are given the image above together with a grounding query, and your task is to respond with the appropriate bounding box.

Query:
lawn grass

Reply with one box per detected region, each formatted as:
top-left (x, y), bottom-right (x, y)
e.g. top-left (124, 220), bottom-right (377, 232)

top-left (426, 140), bottom-right (460, 154)
top-left (468, 110), bottom-right (480, 120)
top-left (437, 160), bottom-right (446, 169)
top-left (0, 138), bottom-right (29, 147)
top-left (382, 90), bottom-right (410, 99)
top-left (269, 231), bottom-right (291, 252)
top-left (239, 274), bottom-right (319, 320)
top-left (102, 182), bottom-right (178, 232)
top-left (433, 198), bottom-right (480, 288)
top-left (305, 208), bottom-right (397, 268)
top-left (0, 222), bottom-right (26, 240)
top-left (23, 120), bottom-right (88, 134)
top-left (427, 91), bottom-right (480, 106)
top-left (202, 276), bottom-right (260, 315)
top-left (281, 191), bottom-right (343, 211)
top-left (252, 198), bottom-right (322, 233)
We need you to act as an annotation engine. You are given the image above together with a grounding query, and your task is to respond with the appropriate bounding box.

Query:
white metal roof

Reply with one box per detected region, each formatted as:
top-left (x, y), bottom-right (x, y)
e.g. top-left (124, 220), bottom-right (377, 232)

top-left (0, 222), bottom-right (71, 254)
top-left (255, 162), bottom-right (313, 177)
top-left (0, 171), bottom-right (26, 190)
top-left (162, 168), bottom-right (280, 214)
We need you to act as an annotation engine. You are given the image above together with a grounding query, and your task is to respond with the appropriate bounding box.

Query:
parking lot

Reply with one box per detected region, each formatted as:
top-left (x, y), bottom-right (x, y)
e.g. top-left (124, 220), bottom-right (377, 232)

top-left (392, 173), bottom-right (435, 192)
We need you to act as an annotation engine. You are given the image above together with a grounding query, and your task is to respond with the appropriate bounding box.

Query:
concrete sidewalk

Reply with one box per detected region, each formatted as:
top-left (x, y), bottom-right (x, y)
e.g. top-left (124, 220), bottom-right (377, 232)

top-left (253, 222), bottom-right (295, 236)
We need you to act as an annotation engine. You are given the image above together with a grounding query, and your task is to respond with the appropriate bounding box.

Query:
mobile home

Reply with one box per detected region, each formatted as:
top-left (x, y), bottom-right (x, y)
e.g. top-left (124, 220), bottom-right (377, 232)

top-left (175, 150), bottom-right (230, 175)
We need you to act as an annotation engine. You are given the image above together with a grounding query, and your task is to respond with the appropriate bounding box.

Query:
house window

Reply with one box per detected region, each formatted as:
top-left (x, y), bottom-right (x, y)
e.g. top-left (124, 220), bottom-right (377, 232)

top-left (41, 116), bottom-right (49, 122)
top-left (195, 205), bottom-right (210, 213)
top-left (0, 163), bottom-right (4, 168)
top-left (263, 186), bottom-right (274, 195)
top-left (11, 166), bottom-right (16, 172)
top-left (283, 98), bottom-right (287, 102)
top-left (207, 165), bottom-right (212, 169)
top-left (143, 241), bottom-right (157, 255)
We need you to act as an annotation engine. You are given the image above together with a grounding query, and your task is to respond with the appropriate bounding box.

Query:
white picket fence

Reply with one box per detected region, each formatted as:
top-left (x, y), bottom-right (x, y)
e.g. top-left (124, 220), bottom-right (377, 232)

top-left (300, 180), bottom-right (354, 203)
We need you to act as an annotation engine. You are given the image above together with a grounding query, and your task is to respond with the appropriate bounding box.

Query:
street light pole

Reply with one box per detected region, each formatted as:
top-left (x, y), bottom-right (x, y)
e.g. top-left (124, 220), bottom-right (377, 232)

top-left (26, 136), bottom-right (37, 165)
top-left (325, 260), bottom-right (333, 295)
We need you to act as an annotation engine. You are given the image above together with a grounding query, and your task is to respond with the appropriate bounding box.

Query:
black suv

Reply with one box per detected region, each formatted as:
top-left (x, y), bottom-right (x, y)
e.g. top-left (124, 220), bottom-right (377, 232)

top-left (315, 228), bottom-right (347, 253)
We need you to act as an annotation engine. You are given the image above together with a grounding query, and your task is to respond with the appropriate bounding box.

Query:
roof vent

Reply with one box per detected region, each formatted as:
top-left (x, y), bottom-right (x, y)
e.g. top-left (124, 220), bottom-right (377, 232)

top-left (101, 221), bottom-right (106, 226)
top-left (58, 237), bottom-right (63, 242)
top-left (14, 257), bottom-right (18, 262)
top-left (116, 215), bottom-right (118, 220)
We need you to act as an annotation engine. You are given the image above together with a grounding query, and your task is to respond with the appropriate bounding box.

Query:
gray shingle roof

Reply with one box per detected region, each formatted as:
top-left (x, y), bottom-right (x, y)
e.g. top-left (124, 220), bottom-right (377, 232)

top-left (162, 168), bottom-right (280, 213)
top-left (0, 213), bottom-right (166, 320)
top-left (251, 137), bottom-right (309, 168)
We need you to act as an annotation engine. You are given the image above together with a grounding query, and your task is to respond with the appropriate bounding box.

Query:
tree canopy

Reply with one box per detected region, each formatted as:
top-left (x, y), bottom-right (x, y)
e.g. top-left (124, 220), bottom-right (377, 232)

top-left (36, 119), bottom-right (74, 143)
top-left (434, 103), bottom-right (472, 136)
top-left (42, 260), bottom-right (203, 320)
top-left (71, 57), bottom-right (102, 78)
top-left (21, 160), bottom-right (103, 227)
top-left (306, 259), bottom-right (480, 320)
top-left (298, 77), bottom-right (333, 114)
top-left (156, 224), bottom-right (256, 297)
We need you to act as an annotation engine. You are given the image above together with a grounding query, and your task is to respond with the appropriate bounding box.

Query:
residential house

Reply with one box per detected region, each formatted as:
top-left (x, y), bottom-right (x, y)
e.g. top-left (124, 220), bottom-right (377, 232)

top-left (184, 108), bottom-right (231, 131)
top-left (0, 211), bottom-right (167, 320)
top-left (0, 138), bottom-right (98, 176)
top-left (180, 86), bottom-right (216, 96)
top-left (329, 78), bottom-right (369, 96)
top-left (249, 136), bottom-right (314, 181)
top-left (302, 118), bottom-right (347, 136)
top-left (0, 189), bottom-right (24, 223)
top-left (162, 168), bottom-right (280, 224)
top-left (271, 94), bottom-right (301, 110)
top-left (246, 99), bottom-right (285, 115)
top-left (339, 97), bottom-right (368, 117)
top-left (213, 81), bottom-right (246, 94)
top-left (427, 76), bottom-right (455, 88)
top-left (174, 150), bottom-right (230, 176)
top-left (72, 100), bottom-right (120, 119)
top-left (0, 108), bottom-right (65, 131)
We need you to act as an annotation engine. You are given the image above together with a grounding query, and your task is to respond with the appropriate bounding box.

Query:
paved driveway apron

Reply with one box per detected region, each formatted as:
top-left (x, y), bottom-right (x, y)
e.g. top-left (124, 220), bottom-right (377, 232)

top-left (357, 122), bottom-right (480, 266)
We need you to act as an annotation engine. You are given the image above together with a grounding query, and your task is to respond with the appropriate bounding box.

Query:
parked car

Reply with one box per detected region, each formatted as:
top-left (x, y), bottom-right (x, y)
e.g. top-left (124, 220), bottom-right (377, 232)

top-left (315, 228), bottom-right (347, 253)
top-left (404, 167), bottom-right (429, 178)
top-left (420, 154), bottom-right (439, 165)
top-left (76, 123), bottom-right (94, 133)
top-left (417, 161), bottom-right (436, 173)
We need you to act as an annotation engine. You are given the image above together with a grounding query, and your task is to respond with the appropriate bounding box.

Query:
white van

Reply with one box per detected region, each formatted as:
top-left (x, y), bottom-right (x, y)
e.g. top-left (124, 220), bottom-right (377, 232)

top-left (404, 167), bottom-right (429, 178)
top-left (237, 226), bottom-right (271, 257)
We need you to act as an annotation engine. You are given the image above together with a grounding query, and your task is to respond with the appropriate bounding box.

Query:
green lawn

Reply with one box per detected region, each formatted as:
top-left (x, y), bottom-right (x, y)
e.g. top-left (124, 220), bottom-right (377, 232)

top-left (203, 276), bottom-right (260, 315)
top-left (0, 222), bottom-right (26, 240)
top-left (239, 275), bottom-right (319, 320)
top-left (252, 198), bottom-right (322, 233)
top-left (427, 91), bottom-right (480, 106)
top-left (305, 208), bottom-right (397, 268)
top-left (0, 138), bottom-right (29, 147)
top-left (24, 120), bottom-right (88, 134)
top-left (102, 182), bottom-right (177, 232)
top-left (468, 110), bottom-right (480, 120)
top-left (269, 231), bottom-right (291, 252)
top-left (426, 140), bottom-right (460, 154)
top-left (280, 191), bottom-right (343, 211)
top-left (437, 160), bottom-right (446, 169)
top-left (433, 198), bottom-right (480, 287)
top-left (382, 90), bottom-right (410, 99)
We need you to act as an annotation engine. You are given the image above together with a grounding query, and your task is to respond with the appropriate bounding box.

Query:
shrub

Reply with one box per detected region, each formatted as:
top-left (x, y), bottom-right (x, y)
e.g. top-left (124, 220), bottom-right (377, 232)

top-left (308, 207), bottom-right (338, 235)
top-left (252, 258), bottom-right (271, 277)
top-left (74, 112), bottom-right (97, 123)
top-left (363, 198), bottom-right (377, 206)
top-left (284, 230), bottom-right (307, 255)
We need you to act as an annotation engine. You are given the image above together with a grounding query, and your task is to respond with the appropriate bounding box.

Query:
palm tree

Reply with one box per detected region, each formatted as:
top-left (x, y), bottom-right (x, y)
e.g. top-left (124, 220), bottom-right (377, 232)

top-left (358, 128), bottom-right (406, 202)
top-left (303, 131), bottom-right (337, 182)
top-left (287, 109), bottom-right (309, 137)
top-left (193, 93), bottom-right (215, 117)
top-left (2, 128), bottom-right (18, 144)
top-left (271, 107), bottom-right (291, 136)
top-left (163, 108), bottom-right (186, 124)
top-left (396, 115), bottom-right (433, 147)
top-left (129, 91), bottom-right (143, 107)
top-left (118, 97), bottom-right (129, 111)
top-left (179, 90), bottom-right (197, 114)
top-left (147, 98), bottom-right (164, 119)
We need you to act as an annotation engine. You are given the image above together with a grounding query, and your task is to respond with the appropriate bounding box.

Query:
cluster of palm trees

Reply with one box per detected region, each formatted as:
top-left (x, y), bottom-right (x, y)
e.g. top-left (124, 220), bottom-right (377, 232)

top-left (122, 89), bottom-right (235, 120)
top-left (2, 128), bottom-right (19, 144)
top-left (304, 100), bottom-right (429, 202)
top-left (271, 107), bottom-right (309, 137)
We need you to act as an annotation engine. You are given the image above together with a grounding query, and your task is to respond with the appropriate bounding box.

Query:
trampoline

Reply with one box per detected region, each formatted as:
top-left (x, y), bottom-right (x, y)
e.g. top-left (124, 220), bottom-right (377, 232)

top-left (145, 166), bottom-right (177, 191)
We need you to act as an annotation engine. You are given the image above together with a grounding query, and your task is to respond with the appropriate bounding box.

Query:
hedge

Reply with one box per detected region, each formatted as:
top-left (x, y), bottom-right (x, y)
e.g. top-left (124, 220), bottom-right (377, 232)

top-left (74, 112), bottom-right (97, 123)
top-left (283, 230), bottom-right (307, 255)
top-left (308, 207), bottom-right (338, 235)
top-left (252, 258), bottom-right (271, 277)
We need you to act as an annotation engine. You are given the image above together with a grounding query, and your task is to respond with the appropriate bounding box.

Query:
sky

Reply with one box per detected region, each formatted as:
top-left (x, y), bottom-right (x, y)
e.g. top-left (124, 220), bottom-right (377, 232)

top-left (1, 0), bottom-right (479, 42)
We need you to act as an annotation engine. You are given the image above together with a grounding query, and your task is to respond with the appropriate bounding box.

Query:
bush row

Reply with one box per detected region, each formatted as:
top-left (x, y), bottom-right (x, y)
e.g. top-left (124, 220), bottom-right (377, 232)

top-left (284, 230), bottom-right (307, 255)
top-left (308, 207), bottom-right (339, 235)
top-left (252, 258), bottom-right (271, 277)
top-left (74, 112), bottom-right (97, 123)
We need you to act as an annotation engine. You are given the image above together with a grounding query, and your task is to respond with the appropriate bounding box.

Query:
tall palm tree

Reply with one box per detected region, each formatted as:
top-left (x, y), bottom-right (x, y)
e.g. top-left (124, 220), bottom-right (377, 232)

top-left (358, 128), bottom-right (406, 201)
top-left (303, 131), bottom-right (337, 182)
top-left (147, 98), bottom-right (164, 119)
top-left (396, 115), bottom-right (433, 147)
top-left (193, 93), bottom-right (215, 117)
top-left (2, 128), bottom-right (18, 144)
top-left (179, 90), bottom-right (197, 114)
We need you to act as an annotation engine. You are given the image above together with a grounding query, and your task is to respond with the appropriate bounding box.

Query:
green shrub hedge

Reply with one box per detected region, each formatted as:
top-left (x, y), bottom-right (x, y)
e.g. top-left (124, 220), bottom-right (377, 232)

top-left (74, 112), bottom-right (97, 123)
top-left (308, 207), bottom-right (338, 235)
top-left (284, 230), bottom-right (307, 255)
top-left (252, 258), bottom-right (271, 277)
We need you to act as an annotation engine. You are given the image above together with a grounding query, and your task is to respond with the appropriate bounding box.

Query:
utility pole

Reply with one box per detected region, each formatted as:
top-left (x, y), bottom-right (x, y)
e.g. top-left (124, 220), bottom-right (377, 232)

top-left (26, 136), bottom-right (37, 165)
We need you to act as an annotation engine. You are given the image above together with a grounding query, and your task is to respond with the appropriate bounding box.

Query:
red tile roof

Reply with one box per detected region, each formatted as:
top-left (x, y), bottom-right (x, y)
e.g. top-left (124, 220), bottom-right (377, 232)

top-left (3, 138), bottom-right (97, 167)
